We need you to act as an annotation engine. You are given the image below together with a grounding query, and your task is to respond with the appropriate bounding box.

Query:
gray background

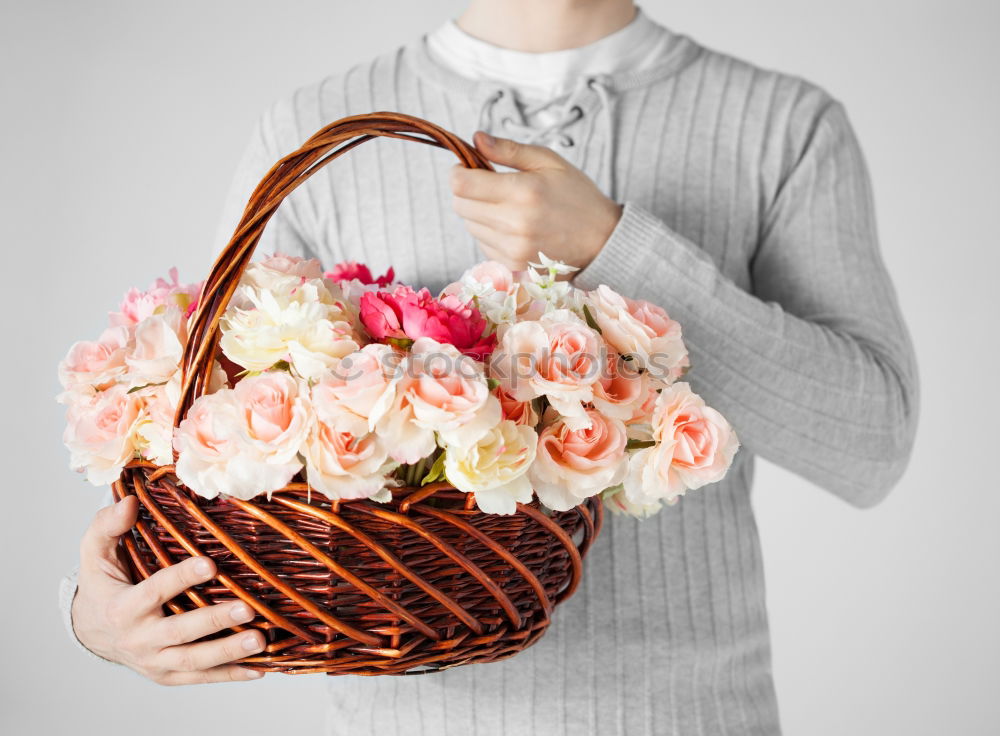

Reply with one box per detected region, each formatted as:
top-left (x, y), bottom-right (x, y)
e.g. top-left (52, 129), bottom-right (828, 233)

top-left (2, 1), bottom-right (998, 734)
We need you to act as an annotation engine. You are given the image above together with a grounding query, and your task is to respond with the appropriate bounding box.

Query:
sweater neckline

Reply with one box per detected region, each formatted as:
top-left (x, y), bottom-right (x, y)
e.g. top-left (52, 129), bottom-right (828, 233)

top-left (404, 26), bottom-right (703, 100)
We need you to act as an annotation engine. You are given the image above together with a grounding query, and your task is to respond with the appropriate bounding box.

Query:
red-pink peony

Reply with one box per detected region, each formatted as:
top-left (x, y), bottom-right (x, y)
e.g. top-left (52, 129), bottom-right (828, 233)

top-left (325, 261), bottom-right (395, 287)
top-left (358, 286), bottom-right (495, 360)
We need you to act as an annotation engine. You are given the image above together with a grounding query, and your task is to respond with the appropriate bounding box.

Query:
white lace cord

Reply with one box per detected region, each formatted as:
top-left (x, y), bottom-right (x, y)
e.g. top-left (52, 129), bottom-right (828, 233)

top-left (503, 98), bottom-right (584, 146)
top-left (477, 88), bottom-right (505, 134)
top-left (475, 77), bottom-right (618, 198)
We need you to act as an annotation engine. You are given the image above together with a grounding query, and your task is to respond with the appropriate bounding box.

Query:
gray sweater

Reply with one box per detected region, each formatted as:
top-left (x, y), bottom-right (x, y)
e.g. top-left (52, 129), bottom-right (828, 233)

top-left (62, 28), bottom-right (918, 736)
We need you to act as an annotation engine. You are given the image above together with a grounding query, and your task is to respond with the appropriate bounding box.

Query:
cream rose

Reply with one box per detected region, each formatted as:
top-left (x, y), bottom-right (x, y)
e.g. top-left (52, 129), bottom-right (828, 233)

top-left (491, 309), bottom-right (603, 430)
top-left (63, 384), bottom-right (144, 485)
top-left (443, 419), bottom-right (537, 515)
top-left (221, 286), bottom-right (359, 380)
top-left (528, 408), bottom-right (628, 511)
top-left (624, 382), bottom-right (739, 505)
top-left (133, 374), bottom-right (181, 465)
top-left (602, 485), bottom-right (664, 518)
top-left (584, 285), bottom-right (688, 382)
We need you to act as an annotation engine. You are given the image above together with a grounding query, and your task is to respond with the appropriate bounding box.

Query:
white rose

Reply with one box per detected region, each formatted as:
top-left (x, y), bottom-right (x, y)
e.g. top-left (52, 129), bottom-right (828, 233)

top-left (220, 286), bottom-right (359, 380)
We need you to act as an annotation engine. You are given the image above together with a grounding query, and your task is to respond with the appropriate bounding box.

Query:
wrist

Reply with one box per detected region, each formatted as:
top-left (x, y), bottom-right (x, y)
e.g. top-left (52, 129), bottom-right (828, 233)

top-left (579, 199), bottom-right (622, 269)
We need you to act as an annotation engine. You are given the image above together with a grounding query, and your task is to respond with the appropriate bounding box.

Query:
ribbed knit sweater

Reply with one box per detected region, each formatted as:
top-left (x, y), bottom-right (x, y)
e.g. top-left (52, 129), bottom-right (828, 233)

top-left (61, 26), bottom-right (919, 736)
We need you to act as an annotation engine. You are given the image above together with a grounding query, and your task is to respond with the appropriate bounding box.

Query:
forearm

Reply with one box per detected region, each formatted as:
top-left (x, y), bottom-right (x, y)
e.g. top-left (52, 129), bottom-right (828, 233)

top-left (575, 203), bottom-right (919, 507)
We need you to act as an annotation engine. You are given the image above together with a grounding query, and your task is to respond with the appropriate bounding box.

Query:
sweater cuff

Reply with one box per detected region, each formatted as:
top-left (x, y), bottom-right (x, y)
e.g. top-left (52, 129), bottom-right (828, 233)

top-left (59, 567), bottom-right (118, 665)
top-left (574, 201), bottom-right (707, 300)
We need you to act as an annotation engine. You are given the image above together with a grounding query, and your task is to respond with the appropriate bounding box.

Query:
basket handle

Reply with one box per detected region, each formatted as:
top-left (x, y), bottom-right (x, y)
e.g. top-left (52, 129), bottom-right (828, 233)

top-left (174, 112), bottom-right (494, 428)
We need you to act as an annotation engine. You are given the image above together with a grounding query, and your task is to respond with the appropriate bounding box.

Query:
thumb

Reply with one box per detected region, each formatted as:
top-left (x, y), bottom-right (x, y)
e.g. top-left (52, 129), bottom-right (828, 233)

top-left (474, 130), bottom-right (562, 171)
top-left (80, 495), bottom-right (138, 578)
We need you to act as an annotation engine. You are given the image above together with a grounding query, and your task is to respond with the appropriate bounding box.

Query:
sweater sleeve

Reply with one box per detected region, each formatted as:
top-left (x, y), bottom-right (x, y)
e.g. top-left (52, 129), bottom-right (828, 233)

top-left (574, 101), bottom-right (919, 508)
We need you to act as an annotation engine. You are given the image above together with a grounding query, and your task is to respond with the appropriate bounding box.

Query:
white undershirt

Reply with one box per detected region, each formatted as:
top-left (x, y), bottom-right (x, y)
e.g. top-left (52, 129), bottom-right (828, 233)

top-left (426, 7), bottom-right (674, 102)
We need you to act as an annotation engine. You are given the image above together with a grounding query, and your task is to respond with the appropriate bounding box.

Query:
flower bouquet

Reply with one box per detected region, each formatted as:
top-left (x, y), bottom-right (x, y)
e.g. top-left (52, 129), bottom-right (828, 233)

top-left (58, 112), bottom-right (738, 675)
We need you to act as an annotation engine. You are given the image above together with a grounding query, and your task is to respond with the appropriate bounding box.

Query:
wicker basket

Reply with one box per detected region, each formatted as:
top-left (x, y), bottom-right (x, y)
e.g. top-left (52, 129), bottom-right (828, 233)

top-left (111, 112), bottom-right (603, 676)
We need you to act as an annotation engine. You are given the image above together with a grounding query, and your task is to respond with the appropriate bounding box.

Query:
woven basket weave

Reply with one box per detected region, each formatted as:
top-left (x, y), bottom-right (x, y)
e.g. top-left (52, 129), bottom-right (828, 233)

top-left (111, 112), bottom-right (603, 676)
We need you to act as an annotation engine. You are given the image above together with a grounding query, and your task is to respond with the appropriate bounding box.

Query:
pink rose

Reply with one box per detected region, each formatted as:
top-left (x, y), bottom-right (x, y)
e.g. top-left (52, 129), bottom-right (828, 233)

top-left (528, 408), bottom-right (628, 511)
top-left (302, 422), bottom-right (395, 501)
top-left (585, 285), bottom-right (688, 382)
top-left (494, 384), bottom-right (540, 428)
top-left (63, 384), bottom-right (143, 485)
top-left (174, 389), bottom-right (255, 499)
top-left (125, 307), bottom-right (185, 387)
top-left (627, 381), bottom-right (660, 426)
top-left (592, 350), bottom-right (649, 421)
top-left (370, 339), bottom-right (501, 464)
top-left (491, 309), bottom-right (603, 430)
top-left (175, 373), bottom-right (313, 500)
top-left (260, 253), bottom-right (325, 280)
top-left (310, 344), bottom-right (397, 436)
top-left (325, 261), bottom-right (395, 287)
top-left (58, 326), bottom-right (130, 394)
top-left (442, 261), bottom-right (539, 326)
top-left (460, 261), bottom-right (517, 293)
top-left (359, 286), bottom-right (495, 360)
top-left (233, 372), bottom-right (312, 462)
top-left (624, 382), bottom-right (739, 505)
top-left (109, 268), bottom-right (202, 327)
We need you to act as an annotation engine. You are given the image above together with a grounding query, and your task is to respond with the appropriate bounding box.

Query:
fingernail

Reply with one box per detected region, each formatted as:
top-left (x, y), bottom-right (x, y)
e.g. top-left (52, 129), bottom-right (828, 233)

top-left (193, 557), bottom-right (213, 576)
top-left (115, 499), bottom-right (130, 516)
top-left (478, 131), bottom-right (495, 146)
top-left (242, 634), bottom-right (262, 651)
top-left (245, 668), bottom-right (264, 679)
top-left (230, 603), bottom-right (254, 623)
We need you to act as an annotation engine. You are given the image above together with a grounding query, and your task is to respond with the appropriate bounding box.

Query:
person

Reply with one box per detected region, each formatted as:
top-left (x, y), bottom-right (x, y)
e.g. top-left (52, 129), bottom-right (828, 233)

top-left (60, 1), bottom-right (919, 734)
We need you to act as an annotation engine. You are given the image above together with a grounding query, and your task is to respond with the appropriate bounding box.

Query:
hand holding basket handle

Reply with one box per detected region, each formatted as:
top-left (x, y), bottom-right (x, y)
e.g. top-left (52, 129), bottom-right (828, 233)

top-left (73, 112), bottom-right (602, 679)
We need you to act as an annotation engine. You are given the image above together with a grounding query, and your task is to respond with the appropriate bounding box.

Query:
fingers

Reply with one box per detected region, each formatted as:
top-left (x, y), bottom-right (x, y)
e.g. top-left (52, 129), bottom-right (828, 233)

top-left (473, 131), bottom-right (563, 170)
top-left (155, 600), bottom-right (257, 647)
top-left (450, 166), bottom-right (512, 202)
top-left (127, 556), bottom-right (217, 616)
top-left (79, 496), bottom-right (139, 579)
top-left (158, 628), bottom-right (266, 673)
top-left (462, 220), bottom-right (507, 252)
top-left (158, 664), bottom-right (265, 686)
top-left (452, 196), bottom-right (511, 232)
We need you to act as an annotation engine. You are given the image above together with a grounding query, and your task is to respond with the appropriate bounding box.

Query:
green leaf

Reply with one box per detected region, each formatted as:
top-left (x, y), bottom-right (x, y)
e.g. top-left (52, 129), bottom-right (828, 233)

top-left (421, 452), bottom-right (447, 486)
top-left (386, 336), bottom-right (415, 350)
top-left (581, 303), bottom-right (603, 334)
top-left (625, 438), bottom-right (656, 450)
top-left (486, 377), bottom-right (500, 391)
top-left (127, 381), bottom-right (167, 394)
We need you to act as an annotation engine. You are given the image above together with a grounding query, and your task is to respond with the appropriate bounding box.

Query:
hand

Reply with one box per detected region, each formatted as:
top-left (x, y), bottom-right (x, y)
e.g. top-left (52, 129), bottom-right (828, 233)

top-left (451, 131), bottom-right (623, 272)
top-left (71, 496), bottom-right (266, 685)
